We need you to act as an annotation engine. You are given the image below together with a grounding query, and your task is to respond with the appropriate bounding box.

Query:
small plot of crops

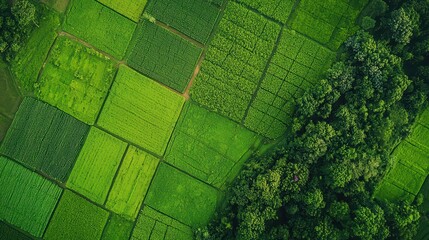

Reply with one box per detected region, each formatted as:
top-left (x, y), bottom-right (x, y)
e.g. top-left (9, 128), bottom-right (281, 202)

top-left (0, 98), bottom-right (89, 182)
top-left (385, 162), bottom-right (426, 194)
top-left (67, 127), bottom-right (127, 205)
top-left (408, 124), bottom-right (429, 150)
top-left (98, 0), bottom-right (148, 22)
top-left (44, 190), bottom-right (109, 240)
top-left (394, 141), bottom-right (429, 173)
top-left (101, 214), bottom-right (134, 240)
top-left (127, 20), bottom-right (202, 92)
top-left (245, 29), bottom-right (335, 138)
top-left (97, 65), bottom-right (185, 156)
top-left (144, 163), bottom-right (221, 227)
top-left (374, 181), bottom-right (414, 203)
top-left (36, 37), bottom-right (116, 124)
top-left (106, 146), bottom-right (159, 220)
top-left (0, 157), bottom-right (62, 237)
top-left (191, 2), bottom-right (281, 122)
top-left (290, 0), bottom-right (368, 49)
top-left (165, 102), bottom-right (261, 188)
top-left (0, 220), bottom-right (32, 240)
top-left (131, 206), bottom-right (193, 240)
top-left (64, 0), bottom-right (136, 59)
top-left (144, 0), bottom-right (221, 44)
top-left (236, 0), bottom-right (295, 23)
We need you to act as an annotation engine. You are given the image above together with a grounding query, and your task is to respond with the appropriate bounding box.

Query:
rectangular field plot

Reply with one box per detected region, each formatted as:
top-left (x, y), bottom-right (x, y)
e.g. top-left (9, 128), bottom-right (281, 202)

top-left (98, 0), bottom-right (148, 22)
top-left (101, 214), bottom-right (134, 240)
top-left (385, 162), bottom-right (426, 195)
top-left (0, 220), bottom-right (32, 240)
top-left (67, 127), bottom-right (127, 204)
top-left (244, 29), bottom-right (335, 139)
top-left (0, 98), bottom-right (89, 182)
top-left (418, 108), bottom-right (429, 128)
top-left (127, 20), bottom-right (202, 92)
top-left (190, 2), bottom-right (281, 122)
top-left (408, 124), bottom-right (429, 151)
top-left (36, 37), bottom-right (116, 124)
top-left (236, 0), bottom-right (295, 23)
top-left (131, 206), bottom-right (193, 240)
top-left (165, 103), bottom-right (261, 188)
top-left (374, 180), bottom-right (415, 203)
top-left (145, 163), bottom-right (221, 227)
top-left (0, 157), bottom-right (62, 237)
top-left (64, 0), bottom-right (136, 59)
top-left (106, 146), bottom-right (159, 220)
top-left (44, 190), bottom-right (109, 240)
top-left (290, 0), bottom-right (368, 49)
top-left (393, 141), bottom-right (429, 173)
top-left (97, 65), bottom-right (185, 156)
top-left (145, 0), bottom-right (221, 44)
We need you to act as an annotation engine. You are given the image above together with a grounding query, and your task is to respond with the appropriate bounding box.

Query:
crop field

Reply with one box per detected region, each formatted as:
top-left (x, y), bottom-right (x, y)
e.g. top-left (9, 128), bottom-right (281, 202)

top-left (44, 190), bottom-right (109, 240)
top-left (374, 180), bottom-right (415, 203)
top-left (165, 103), bottom-right (261, 188)
top-left (0, 220), bottom-right (32, 240)
top-left (236, 0), bottom-right (295, 23)
top-left (144, 163), bottom-right (221, 227)
top-left (132, 206), bottom-right (193, 240)
top-left (191, 2), bottom-right (281, 122)
top-left (393, 141), bottom-right (429, 173)
top-left (408, 124), bottom-right (429, 150)
top-left (144, 0), bottom-right (221, 44)
top-left (98, 0), bottom-right (148, 22)
top-left (127, 20), bottom-right (202, 92)
top-left (102, 214), bottom-right (134, 240)
top-left (0, 98), bottom-right (89, 182)
top-left (36, 37), bottom-right (116, 124)
top-left (0, 157), bottom-right (62, 237)
top-left (97, 65), bottom-right (184, 156)
top-left (63, 0), bottom-right (136, 59)
top-left (67, 127), bottom-right (127, 204)
top-left (385, 162), bottom-right (426, 194)
top-left (106, 146), bottom-right (159, 220)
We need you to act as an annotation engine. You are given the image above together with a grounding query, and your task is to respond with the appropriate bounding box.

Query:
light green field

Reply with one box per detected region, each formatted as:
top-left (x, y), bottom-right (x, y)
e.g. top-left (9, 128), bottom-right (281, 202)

top-left (41, 0), bottom-right (70, 13)
top-left (36, 37), bottom-right (116, 124)
top-left (97, 65), bottom-right (185, 156)
top-left (67, 127), bottom-right (127, 204)
top-left (374, 180), bottom-right (415, 203)
top-left (106, 146), bottom-right (159, 220)
top-left (98, 0), bottom-right (147, 22)
top-left (408, 124), bottom-right (429, 151)
top-left (385, 162), bottom-right (426, 195)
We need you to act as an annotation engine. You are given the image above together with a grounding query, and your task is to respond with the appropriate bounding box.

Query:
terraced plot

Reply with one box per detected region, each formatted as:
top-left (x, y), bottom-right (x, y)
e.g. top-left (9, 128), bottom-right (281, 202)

top-left (97, 65), bottom-right (185, 156)
top-left (145, 0), bottom-right (221, 44)
top-left (0, 157), bottom-right (62, 237)
top-left (64, 0), bottom-right (136, 59)
top-left (191, 2), bottom-right (281, 122)
top-left (127, 20), bottom-right (202, 92)
top-left (99, 0), bottom-right (148, 22)
top-left (165, 103), bottom-right (261, 188)
top-left (0, 98), bottom-right (89, 182)
top-left (236, 0), bottom-right (295, 23)
top-left (36, 37), bottom-right (116, 124)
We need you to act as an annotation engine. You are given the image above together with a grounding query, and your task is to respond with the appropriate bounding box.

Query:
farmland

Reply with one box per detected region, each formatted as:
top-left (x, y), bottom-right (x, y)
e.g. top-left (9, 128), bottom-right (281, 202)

top-left (98, 0), bottom-right (148, 22)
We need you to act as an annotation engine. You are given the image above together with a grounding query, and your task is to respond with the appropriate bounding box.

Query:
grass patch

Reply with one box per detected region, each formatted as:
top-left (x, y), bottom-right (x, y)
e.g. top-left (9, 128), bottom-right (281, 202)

top-left (0, 115), bottom-right (12, 143)
top-left (393, 141), bottom-right (429, 173)
top-left (41, 0), bottom-right (70, 13)
top-left (374, 180), bottom-right (415, 203)
top-left (0, 98), bottom-right (89, 182)
top-left (44, 190), bottom-right (109, 240)
top-left (67, 127), bottom-right (127, 204)
top-left (408, 124), bottom-right (429, 151)
top-left (97, 65), bottom-right (185, 156)
top-left (145, 163), bottom-right (221, 227)
top-left (385, 162), bottom-right (426, 195)
top-left (0, 156), bottom-right (62, 237)
top-left (101, 214), bottom-right (134, 240)
top-left (36, 37), bottom-right (116, 124)
top-left (63, 0), bottom-right (136, 59)
top-left (0, 60), bottom-right (21, 118)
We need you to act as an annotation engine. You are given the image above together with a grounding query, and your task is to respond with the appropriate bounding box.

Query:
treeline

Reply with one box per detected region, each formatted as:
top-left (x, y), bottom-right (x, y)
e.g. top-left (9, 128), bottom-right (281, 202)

top-left (196, 0), bottom-right (429, 239)
top-left (0, 0), bottom-right (38, 62)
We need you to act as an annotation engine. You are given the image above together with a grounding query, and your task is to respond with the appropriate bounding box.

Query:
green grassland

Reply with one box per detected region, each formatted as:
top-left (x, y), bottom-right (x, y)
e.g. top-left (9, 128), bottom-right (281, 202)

top-left (0, 156), bottom-right (62, 237)
top-left (106, 146), bottom-right (159, 220)
top-left (236, 0), bottom-right (295, 23)
top-left (98, 0), bottom-right (148, 22)
top-left (67, 127), bottom-right (127, 205)
top-left (0, 98), bottom-right (89, 182)
top-left (40, 0), bottom-right (70, 13)
top-left (144, 0), bottom-right (221, 44)
top-left (385, 162), bottom-right (426, 194)
top-left (63, 0), bottom-right (136, 59)
top-left (165, 102), bottom-right (261, 188)
top-left (97, 65), bottom-right (184, 156)
top-left (36, 37), bottom-right (116, 124)
top-left (101, 214), bottom-right (134, 240)
top-left (394, 141), bottom-right (429, 173)
top-left (127, 20), bottom-right (202, 92)
top-left (0, 60), bottom-right (21, 119)
top-left (44, 190), bottom-right (109, 240)
top-left (374, 180), bottom-right (415, 203)
top-left (408, 124), bottom-right (429, 151)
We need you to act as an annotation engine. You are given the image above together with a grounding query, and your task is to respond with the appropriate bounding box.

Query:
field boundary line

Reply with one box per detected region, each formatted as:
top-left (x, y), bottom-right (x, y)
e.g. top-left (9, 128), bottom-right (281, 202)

top-left (94, 67), bottom-right (120, 125)
top-left (34, 35), bottom-right (59, 87)
top-left (42, 189), bottom-right (65, 238)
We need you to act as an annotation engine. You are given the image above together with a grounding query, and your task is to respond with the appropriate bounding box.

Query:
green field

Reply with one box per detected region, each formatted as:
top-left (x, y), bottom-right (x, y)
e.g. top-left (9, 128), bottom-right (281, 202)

top-left (127, 20), bottom-right (202, 92)
top-left (165, 102), bottom-right (261, 188)
top-left (64, 0), bottom-right (136, 59)
top-left (393, 141), bottom-right (429, 173)
top-left (44, 190), bottom-right (109, 240)
top-left (408, 124), bottom-right (429, 151)
top-left (98, 0), bottom-right (148, 22)
top-left (0, 98), bottom-right (89, 182)
top-left (0, 156), bottom-right (62, 237)
top-left (144, 0), bottom-right (221, 44)
top-left (0, 220), bottom-right (32, 240)
top-left (385, 162), bottom-right (426, 194)
top-left (144, 163), bottom-right (221, 227)
top-left (106, 146), bottom-right (159, 220)
top-left (36, 37), bottom-right (116, 124)
top-left (67, 127), bottom-right (127, 204)
top-left (41, 0), bottom-right (70, 13)
top-left (236, 0), bottom-right (295, 23)
top-left (97, 65), bottom-right (184, 156)
top-left (374, 180), bottom-right (415, 203)
top-left (101, 214), bottom-right (134, 240)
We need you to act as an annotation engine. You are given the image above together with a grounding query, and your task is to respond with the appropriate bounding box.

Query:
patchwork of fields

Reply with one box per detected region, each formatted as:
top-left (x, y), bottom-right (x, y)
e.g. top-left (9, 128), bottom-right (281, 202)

top-left (0, 0), bottom-right (370, 239)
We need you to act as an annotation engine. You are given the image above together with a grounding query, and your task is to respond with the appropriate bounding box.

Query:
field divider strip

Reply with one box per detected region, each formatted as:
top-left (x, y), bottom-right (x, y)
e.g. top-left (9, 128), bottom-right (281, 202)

top-left (94, 67), bottom-right (120, 125)
top-left (34, 34), bottom-right (59, 87)
top-left (42, 188), bottom-right (65, 238)
top-left (151, 19), bottom-right (205, 49)
top-left (231, 0), bottom-right (284, 26)
top-left (95, 0), bottom-right (138, 23)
